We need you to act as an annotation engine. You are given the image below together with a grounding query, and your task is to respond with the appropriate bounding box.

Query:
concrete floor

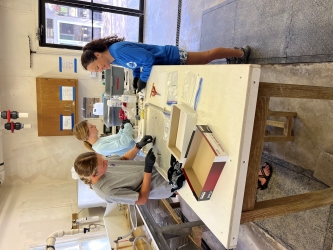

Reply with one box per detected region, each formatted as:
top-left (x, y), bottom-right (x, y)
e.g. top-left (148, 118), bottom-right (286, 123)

top-left (144, 0), bottom-right (333, 249)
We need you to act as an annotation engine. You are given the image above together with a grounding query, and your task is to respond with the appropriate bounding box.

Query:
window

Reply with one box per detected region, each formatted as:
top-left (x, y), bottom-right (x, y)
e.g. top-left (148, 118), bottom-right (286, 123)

top-left (31, 236), bottom-right (110, 250)
top-left (38, 0), bottom-right (144, 50)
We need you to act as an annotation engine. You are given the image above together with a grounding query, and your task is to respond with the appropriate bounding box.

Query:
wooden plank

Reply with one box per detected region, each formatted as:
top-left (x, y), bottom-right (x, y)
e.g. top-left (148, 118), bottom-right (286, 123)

top-left (284, 117), bottom-right (293, 137)
top-left (241, 188), bottom-right (333, 224)
top-left (268, 111), bottom-right (297, 117)
top-left (242, 97), bottom-right (270, 211)
top-left (264, 135), bottom-right (294, 142)
top-left (266, 120), bottom-right (285, 128)
top-left (160, 199), bottom-right (183, 224)
top-left (160, 199), bottom-right (202, 250)
top-left (259, 82), bottom-right (333, 100)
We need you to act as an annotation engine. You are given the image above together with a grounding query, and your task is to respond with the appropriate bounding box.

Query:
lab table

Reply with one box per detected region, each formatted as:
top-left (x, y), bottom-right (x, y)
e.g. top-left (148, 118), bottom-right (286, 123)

top-left (143, 64), bottom-right (333, 249)
top-left (143, 64), bottom-right (261, 249)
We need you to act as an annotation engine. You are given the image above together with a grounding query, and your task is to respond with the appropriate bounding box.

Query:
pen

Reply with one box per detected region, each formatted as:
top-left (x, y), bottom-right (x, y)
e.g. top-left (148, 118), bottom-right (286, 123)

top-left (194, 78), bottom-right (203, 111)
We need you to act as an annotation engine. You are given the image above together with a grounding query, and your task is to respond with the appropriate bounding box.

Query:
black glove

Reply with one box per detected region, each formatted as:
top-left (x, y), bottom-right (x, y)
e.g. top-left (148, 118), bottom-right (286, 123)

top-left (136, 135), bottom-right (153, 149)
top-left (121, 119), bottom-right (132, 129)
top-left (144, 148), bottom-right (156, 173)
top-left (137, 79), bottom-right (147, 93)
top-left (133, 77), bottom-right (139, 90)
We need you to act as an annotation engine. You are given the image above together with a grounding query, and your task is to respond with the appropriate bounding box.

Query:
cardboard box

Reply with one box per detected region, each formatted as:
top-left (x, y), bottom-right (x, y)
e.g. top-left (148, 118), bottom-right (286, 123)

top-left (167, 104), bottom-right (197, 163)
top-left (183, 125), bottom-right (228, 201)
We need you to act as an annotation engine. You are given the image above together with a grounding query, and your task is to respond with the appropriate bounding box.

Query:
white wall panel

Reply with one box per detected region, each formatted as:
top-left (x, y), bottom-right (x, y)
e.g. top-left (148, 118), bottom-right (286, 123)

top-left (0, 181), bottom-right (107, 250)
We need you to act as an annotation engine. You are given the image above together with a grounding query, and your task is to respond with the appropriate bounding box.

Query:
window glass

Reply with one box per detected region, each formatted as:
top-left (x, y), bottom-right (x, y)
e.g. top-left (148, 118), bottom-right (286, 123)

top-left (40, 0), bottom-right (143, 49)
top-left (31, 241), bottom-right (79, 250)
top-left (45, 3), bottom-right (94, 46)
top-left (93, 0), bottom-right (140, 9)
top-left (81, 237), bottom-right (110, 250)
top-left (95, 12), bottom-right (139, 42)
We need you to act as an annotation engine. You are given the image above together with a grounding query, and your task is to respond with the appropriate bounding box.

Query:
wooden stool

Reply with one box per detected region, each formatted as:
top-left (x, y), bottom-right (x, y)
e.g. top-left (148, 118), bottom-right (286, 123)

top-left (265, 110), bottom-right (297, 142)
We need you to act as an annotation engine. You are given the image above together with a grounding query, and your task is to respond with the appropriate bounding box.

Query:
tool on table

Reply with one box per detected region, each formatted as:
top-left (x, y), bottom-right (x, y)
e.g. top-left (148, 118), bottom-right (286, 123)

top-left (150, 83), bottom-right (161, 97)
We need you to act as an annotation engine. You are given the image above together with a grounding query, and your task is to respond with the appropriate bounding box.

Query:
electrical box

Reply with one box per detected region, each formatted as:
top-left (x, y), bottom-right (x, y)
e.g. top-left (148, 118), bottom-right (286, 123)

top-left (105, 66), bottom-right (125, 96)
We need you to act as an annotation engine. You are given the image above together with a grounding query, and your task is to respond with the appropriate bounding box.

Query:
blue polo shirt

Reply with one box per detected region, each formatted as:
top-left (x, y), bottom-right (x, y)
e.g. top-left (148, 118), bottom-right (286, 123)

top-left (108, 41), bottom-right (180, 82)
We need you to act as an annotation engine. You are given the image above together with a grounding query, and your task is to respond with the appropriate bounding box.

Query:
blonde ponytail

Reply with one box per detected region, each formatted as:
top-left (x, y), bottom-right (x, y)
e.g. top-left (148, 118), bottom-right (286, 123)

top-left (74, 152), bottom-right (98, 189)
top-left (73, 120), bottom-right (94, 151)
top-left (80, 176), bottom-right (93, 189)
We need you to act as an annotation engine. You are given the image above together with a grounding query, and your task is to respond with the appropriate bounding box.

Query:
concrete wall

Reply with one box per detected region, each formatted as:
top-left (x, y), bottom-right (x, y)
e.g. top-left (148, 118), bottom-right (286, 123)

top-left (0, 1), bottom-right (113, 249)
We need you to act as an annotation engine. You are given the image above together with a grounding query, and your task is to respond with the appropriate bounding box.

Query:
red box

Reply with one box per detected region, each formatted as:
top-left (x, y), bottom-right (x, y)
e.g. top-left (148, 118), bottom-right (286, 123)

top-left (182, 125), bottom-right (228, 201)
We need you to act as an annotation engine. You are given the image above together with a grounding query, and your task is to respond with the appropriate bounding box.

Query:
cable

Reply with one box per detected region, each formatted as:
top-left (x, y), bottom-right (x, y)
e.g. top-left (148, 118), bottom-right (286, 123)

top-left (118, 239), bottom-right (130, 243)
top-left (131, 236), bottom-right (152, 250)
top-left (77, 208), bottom-right (85, 216)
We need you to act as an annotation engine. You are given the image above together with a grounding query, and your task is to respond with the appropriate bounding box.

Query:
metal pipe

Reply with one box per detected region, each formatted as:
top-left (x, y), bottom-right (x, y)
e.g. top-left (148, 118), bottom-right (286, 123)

top-left (131, 236), bottom-right (151, 250)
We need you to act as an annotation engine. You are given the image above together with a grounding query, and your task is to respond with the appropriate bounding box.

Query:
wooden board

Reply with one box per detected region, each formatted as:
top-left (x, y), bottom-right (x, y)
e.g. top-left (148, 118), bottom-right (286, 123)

top-left (36, 78), bottom-right (78, 136)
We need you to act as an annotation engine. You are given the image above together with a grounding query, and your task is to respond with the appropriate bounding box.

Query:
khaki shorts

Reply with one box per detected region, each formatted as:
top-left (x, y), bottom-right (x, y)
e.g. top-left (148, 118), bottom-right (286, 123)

top-left (179, 48), bottom-right (188, 65)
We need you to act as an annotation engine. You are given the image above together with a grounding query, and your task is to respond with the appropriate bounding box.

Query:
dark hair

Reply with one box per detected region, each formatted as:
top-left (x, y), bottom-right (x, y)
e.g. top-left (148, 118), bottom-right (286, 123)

top-left (81, 35), bottom-right (125, 70)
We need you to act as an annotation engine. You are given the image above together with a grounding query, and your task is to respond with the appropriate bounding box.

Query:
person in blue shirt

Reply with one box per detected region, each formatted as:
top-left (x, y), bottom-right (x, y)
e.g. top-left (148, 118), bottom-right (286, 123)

top-left (81, 35), bottom-right (251, 92)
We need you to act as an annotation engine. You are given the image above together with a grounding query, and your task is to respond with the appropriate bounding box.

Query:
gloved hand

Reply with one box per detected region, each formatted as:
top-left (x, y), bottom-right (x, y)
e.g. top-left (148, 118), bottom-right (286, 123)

top-left (121, 119), bottom-right (132, 129)
top-left (144, 148), bottom-right (156, 173)
top-left (136, 135), bottom-right (153, 149)
top-left (137, 79), bottom-right (147, 93)
top-left (133, 77), bottom-right (139, 90)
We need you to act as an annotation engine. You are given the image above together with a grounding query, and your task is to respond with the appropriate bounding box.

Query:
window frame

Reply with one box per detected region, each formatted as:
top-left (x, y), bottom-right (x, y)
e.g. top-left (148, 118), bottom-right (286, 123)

top-left (30, 235), bottom-right (110, 250)
top-left (38, 0), bottom-right (144, 50)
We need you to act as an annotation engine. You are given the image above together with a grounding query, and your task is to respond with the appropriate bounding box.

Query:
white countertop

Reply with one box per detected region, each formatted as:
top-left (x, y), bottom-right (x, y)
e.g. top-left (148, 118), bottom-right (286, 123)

top-left (143, 64), bottom-right (261, 249)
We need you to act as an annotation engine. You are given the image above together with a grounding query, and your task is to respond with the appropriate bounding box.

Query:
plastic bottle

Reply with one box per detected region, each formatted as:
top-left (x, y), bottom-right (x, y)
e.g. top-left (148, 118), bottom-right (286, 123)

top-left (119, 94), bottom-right (137, 103)
top-left (93, 103), bottom-right (103, 115)
top-left (101, 70), bottom-right (106, 85)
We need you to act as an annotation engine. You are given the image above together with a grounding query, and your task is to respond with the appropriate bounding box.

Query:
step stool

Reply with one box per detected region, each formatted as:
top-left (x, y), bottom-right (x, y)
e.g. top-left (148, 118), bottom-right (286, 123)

top-left (265, 110), bottom-right (297, 142)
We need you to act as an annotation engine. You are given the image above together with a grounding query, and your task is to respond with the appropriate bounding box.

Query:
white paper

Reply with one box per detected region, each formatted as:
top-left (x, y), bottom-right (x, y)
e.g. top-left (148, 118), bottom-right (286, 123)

top-left (62, 59), bottom-right (74, 71)
top-left (61, 86), bottom-right (74, 101)
top-left (62, 115), bottom-right (72, 130)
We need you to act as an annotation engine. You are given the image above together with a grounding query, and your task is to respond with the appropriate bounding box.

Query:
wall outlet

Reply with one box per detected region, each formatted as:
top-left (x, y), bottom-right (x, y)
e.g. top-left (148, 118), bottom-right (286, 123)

top-left (90, 72), bottom-right (97, 78)
top-left (72, 213), bottom-right (78, 229)
top-left (72, 213), bottom-right (78, 222)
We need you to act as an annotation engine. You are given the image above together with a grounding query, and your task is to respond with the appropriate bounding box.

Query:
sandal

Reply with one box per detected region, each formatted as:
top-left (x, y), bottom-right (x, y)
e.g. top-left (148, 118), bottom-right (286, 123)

top-left (257, 162), bottom-right (273, 190)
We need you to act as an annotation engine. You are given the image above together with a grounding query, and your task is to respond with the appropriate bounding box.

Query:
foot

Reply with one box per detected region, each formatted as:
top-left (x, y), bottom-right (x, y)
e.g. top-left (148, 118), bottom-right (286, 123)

top-left (237, 45), bottom-right (251, 64)
top-left (257, 162), bottom-right (272, 190)
top-left (226, 45), bottom-right (251, 64)
top-left (226, 47), bottom-right (239, 64)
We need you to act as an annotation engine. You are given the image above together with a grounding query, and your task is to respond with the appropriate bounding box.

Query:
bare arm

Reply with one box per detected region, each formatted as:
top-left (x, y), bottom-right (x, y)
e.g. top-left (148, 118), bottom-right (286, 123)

top-left (135, 172), bottom-right (152, 205)
top-left (120, 145), bottom-right (140, 160)
top-left (135, 148), bottom-right (155, 205)
top-left (120, 135), bottom-right (153, 160)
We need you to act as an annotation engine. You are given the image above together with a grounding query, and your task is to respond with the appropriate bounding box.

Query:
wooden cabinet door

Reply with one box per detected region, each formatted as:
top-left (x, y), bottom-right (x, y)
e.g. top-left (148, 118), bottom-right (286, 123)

top-left (36, 78), bottom-right (78, 136)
